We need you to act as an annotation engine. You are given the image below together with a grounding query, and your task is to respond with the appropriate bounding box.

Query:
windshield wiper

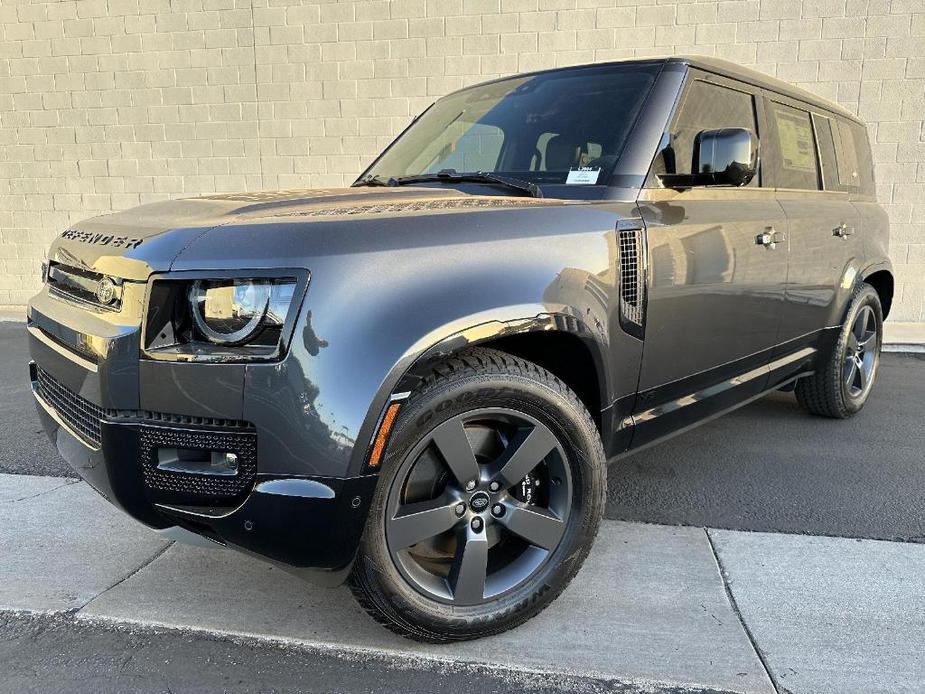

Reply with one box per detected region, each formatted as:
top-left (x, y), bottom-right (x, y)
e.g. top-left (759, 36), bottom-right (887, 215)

top-left (352, 174), bottom-right (398, 188)
top-left (393, 170), bottom-right (543, 198)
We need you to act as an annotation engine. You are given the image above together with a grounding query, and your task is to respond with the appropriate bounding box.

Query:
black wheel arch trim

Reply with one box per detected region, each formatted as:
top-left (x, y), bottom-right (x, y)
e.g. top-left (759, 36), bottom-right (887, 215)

top-left (351, 309), bottom-right (612, 478)
top-left (859, 260), bottom-right (894, 319)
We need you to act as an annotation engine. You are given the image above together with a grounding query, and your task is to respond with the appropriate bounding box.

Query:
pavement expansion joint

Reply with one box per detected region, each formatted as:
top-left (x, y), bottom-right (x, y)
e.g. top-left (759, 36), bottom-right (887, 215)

top-left (705, 529), bottom-right (780, 694)
top-left (0, 478), bottom-right (80, 504)
top-left (81, 541), bottom-right (176, 611)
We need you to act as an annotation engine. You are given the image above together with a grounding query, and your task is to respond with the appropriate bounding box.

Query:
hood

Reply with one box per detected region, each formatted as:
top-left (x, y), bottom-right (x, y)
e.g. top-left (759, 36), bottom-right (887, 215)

top-left (49, 186), bottom-right (559, 280)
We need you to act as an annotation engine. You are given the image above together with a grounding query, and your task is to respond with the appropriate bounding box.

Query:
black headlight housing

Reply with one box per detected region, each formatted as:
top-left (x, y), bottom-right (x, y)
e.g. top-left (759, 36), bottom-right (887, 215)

top-left (142, 270), bottom-right (309, 362)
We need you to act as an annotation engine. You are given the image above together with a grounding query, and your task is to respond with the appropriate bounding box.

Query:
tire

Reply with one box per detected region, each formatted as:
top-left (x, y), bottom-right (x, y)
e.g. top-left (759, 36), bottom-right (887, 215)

top-left (349, 347), bottom-right (606, 642)
top-left (795, 283), bottom-right (883, 418)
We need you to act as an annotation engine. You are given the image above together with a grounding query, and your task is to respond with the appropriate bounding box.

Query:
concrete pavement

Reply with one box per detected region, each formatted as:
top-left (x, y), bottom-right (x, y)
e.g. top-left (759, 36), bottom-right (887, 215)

top-left (712, 530), bottom-right (925, 694)
top-left (5, 473), bottom-right (925, 693)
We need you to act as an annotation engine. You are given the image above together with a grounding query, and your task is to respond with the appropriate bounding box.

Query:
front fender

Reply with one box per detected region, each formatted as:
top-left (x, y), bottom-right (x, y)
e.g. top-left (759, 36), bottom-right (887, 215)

top-left (244, 265), bottom-right (613, 480)
top-left (202, 206), bottom-right (633, 480)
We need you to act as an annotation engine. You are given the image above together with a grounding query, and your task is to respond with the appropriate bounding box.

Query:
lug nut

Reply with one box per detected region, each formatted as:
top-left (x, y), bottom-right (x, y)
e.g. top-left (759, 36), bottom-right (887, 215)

top-left (471, 517), bottom-right (483, 532)
top-left (455, 502), bottom-right (466, 517)
top-left (491, 504), bottom-right (504, 517)
top-left (465, 479), bottom-right (477, 492)
top-left (489, 481), bottom-right (501, 492)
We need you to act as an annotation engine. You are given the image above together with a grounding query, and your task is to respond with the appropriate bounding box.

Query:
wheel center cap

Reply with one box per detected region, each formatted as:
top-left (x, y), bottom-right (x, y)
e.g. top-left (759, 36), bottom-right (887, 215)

top-left (469, 491), bottom-right (490, 512)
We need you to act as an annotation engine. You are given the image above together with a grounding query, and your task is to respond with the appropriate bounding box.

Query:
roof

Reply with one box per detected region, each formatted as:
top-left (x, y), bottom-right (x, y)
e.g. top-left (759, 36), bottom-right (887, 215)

top-left (666, 55), bottom-right (861, 123)
top-left (443, 55), bottom-right (861, 125)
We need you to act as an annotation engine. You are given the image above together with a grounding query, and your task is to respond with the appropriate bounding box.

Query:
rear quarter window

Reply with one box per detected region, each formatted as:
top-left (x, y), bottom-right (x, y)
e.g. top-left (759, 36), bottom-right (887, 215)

top-left (811, 113), bottom-right (876, 197)
top-left (842, 119), bottom-right (876, 197)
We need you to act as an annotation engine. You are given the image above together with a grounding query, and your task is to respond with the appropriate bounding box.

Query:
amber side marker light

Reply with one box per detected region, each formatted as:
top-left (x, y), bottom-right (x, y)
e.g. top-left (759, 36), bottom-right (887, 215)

top-left (368, 401), bottom-right (402, 468)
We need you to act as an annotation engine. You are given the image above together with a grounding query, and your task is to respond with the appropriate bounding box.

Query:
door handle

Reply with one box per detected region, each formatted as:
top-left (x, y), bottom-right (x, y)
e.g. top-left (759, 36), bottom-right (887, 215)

top-left (833, 223), bottom-right (854, 238)
top-left (756, 227), bottom-right (784, 249)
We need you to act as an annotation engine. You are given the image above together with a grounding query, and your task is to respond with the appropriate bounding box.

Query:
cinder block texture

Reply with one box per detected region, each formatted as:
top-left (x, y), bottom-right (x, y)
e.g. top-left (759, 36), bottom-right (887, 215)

top-left (0, 0), bottom-right (923, 319)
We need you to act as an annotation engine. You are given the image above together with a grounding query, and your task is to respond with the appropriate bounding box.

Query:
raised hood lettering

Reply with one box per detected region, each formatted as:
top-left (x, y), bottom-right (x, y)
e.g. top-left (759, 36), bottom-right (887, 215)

top-left (61, 228), bottom-right (144, 249)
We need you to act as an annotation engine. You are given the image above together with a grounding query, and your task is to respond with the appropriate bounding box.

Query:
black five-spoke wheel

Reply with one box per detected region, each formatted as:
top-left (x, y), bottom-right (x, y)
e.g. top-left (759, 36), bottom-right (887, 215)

top-left (385, 409), bottom-right (571, 605)
top-left (843, 304), bottom-right (878, 399)
top-left (349, 348), bottom-right (605, 642)
top-left (796, 282), bottom-right (883, 418)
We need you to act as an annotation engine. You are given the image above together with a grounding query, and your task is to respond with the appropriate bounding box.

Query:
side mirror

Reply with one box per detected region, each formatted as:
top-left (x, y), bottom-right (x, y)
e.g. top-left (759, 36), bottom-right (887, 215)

top-left (694, 127), bottom-right (758, 187)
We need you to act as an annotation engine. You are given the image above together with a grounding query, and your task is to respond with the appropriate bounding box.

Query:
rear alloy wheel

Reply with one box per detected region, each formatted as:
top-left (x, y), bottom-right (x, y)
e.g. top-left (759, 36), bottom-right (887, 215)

top-left (843, 304), bottom-right (878, 400)
top-left (796, 283), bottom-right (883, 418)
top-left (350, 348), bottom-right (605, 642)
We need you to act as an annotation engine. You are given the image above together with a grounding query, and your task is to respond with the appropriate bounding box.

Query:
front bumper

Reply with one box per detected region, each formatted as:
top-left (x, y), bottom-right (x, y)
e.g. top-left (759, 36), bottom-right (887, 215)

top-left (28, 309), bottom-right (377, 582)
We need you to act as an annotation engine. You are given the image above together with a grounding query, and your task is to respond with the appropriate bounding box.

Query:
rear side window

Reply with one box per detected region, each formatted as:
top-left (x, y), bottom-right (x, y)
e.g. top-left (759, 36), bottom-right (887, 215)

top-left (653, 79), bottom-right (760, 186)
top-left (768, 103), bottom-right (820, 190)
top-left (813, 114), bottom-right (842, 191)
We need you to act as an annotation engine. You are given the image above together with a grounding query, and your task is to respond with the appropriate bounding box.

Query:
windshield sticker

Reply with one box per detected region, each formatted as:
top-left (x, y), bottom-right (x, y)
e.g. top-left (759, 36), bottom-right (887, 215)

top-left (566, 167), bottom-right (600, 185)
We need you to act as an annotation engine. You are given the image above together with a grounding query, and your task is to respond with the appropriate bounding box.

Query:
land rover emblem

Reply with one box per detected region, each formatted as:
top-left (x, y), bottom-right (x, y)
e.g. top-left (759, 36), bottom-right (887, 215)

top-left (469, 491), bottom-right (490, 512)
top-left (95, 277), bottom-right (117, 305)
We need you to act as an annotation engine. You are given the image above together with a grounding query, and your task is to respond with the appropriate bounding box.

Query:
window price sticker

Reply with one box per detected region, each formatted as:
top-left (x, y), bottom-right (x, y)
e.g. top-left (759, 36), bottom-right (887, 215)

top-left (566, 167), bottom-right (600, 185)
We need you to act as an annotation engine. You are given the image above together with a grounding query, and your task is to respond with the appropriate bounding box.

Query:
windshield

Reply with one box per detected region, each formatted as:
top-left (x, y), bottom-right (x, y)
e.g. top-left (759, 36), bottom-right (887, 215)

top-left (362, 63), bottom-right (660, 189)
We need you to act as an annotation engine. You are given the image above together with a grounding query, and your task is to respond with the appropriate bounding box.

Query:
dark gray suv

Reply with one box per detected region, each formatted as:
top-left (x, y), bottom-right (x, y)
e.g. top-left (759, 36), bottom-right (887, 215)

top-left (28, 56), bottom-right (891, 642)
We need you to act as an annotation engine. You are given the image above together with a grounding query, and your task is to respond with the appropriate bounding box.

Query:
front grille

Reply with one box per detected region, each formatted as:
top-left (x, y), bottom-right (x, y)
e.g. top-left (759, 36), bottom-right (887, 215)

top-left (47, 263), bottom-right (123, 311)
top-left (35, 366), bottom-right (104, 446)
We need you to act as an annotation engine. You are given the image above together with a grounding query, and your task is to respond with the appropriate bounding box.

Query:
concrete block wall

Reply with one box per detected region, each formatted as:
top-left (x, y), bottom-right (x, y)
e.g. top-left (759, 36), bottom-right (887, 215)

top-left (0, 0), bottom-right (922, 320)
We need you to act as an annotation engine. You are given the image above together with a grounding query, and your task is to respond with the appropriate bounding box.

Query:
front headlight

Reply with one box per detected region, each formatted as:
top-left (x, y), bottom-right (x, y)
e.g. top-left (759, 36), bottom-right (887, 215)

top-left (144, 273), bottom-right (306, 362)
top-left (189, 279), bottom-right (290, 346)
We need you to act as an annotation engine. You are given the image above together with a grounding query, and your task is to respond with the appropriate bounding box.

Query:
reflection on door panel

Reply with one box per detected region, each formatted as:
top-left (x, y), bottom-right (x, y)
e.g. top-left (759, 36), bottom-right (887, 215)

top-left (638, 193), bottom-right (788, 392)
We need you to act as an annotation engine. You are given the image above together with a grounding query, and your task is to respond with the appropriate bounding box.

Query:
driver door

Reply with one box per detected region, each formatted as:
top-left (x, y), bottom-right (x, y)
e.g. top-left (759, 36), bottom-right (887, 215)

top-left (631, 73), bottom-right (789, 447)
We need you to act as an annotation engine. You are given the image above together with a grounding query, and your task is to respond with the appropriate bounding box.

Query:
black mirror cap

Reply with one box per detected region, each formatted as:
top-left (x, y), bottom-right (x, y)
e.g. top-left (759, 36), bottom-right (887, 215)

top-left (694, 127), bottom-right (759, 187)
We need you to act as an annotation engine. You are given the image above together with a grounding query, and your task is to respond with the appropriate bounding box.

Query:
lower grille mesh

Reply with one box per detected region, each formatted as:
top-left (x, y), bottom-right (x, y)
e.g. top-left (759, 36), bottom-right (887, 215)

top-left (35, 366), bottom-right (257, 502)
top-left (35, 366), bottom-right (104, 446)
top-left (139, 426), bottom-right (257, 502)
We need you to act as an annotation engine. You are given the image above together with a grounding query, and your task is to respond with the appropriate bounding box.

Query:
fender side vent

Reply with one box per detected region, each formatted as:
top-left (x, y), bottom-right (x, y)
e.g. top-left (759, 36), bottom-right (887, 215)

top-left (618, 226), bottom-right (646, 337)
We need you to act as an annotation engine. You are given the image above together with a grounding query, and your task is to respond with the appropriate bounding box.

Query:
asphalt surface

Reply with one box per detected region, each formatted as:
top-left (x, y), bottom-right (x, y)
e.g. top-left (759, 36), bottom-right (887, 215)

top-left (608, 350), bottom-right (925, 541)
top-left (3, 321), bottom-right (924, 541)
top-left (0, 611), bottom-right (739, 694)
top-left (0, 323), bottom-right (61, 477)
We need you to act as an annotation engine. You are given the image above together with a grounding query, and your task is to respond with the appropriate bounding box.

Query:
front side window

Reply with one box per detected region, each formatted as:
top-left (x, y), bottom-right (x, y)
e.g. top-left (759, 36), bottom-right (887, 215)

top-left (769, 103), bottom-right (820, 190)
top-left (652, 79), bottom-right (759, 186)
top-left (364, 64), bottom-right (660, 188)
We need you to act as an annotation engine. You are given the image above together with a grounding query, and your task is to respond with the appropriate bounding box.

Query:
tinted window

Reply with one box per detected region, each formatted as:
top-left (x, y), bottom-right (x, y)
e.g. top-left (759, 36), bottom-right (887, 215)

top-left (769, 103), bottom-right (820, 190)
top-left (365, 64), bottom-right (660, 187)
top-left (834, 119), bottom-right (859, 188)
top-left (838, 118), bottom-right (875, 196)
top-left (653, 80), bottom-right (759, 186)
top-left (812, 114), bottom-right (841, 191)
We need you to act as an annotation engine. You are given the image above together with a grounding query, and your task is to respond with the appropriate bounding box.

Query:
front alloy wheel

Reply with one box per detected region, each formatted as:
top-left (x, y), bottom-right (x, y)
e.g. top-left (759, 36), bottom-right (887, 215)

top-left (350, 348), bottom-right (605, 642)
top-left (385, 409), bottom-right (571, 606)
